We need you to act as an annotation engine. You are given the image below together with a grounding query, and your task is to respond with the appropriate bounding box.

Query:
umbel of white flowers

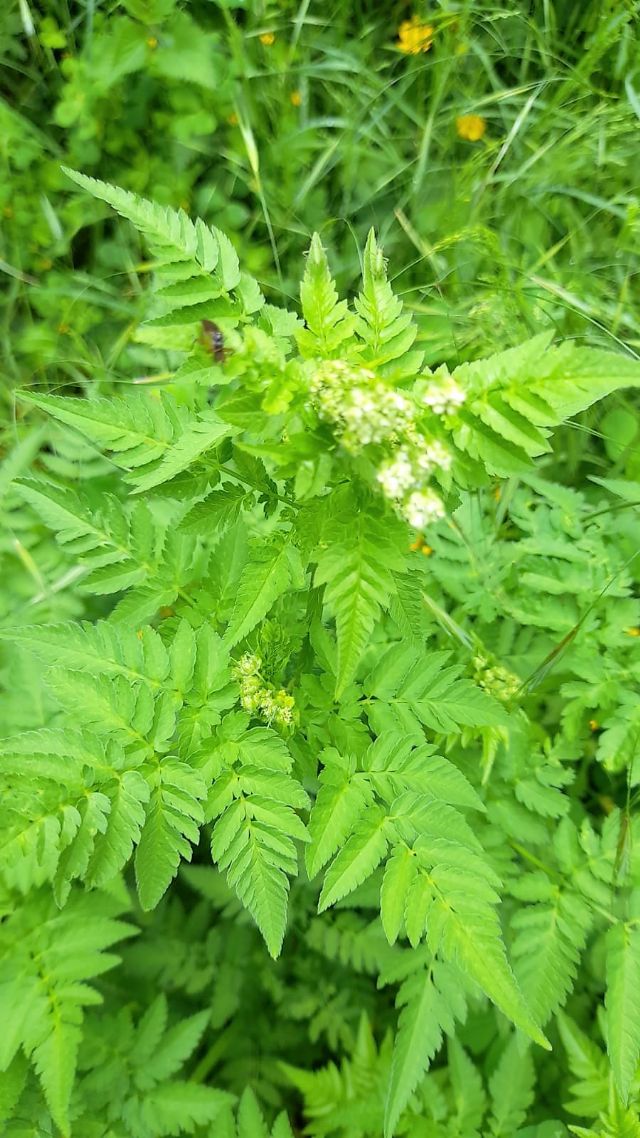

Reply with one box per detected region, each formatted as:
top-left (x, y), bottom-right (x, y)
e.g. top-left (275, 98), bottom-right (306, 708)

top-left (309, 360), bottom-right (415, 450)
top-left (310, 359), bottom-right (466, 529)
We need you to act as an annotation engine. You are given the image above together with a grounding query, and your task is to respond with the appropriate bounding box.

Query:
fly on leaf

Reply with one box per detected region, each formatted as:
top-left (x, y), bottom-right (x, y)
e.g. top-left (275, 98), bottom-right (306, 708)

top-left (201, 320), bottom-right (230, 364)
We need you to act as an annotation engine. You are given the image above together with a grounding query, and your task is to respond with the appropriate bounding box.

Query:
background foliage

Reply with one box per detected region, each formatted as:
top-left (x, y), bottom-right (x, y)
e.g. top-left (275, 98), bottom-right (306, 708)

top-left (1, 2), bottom-right (640, 1137)
top-left (3, 0), bottom-right (640, 394)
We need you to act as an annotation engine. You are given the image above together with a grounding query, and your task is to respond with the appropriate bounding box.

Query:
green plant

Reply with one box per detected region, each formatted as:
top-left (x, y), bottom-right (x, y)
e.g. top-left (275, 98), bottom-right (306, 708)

top-left (1, 173), bottom-right (640, 1136)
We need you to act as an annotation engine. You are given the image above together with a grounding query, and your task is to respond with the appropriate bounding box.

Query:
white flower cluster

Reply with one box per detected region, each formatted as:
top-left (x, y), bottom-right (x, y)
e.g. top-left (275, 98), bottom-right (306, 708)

top-left (422, 376), bottom-right (466, 417)
top-left (376, 450), bottom-right (414, 498)
top-left (310, 358), bottom-right (455, 533)
top-left (310, 359), bottom-right (414, 452)
top-left (413, 435), bottom-right (454, 476)
top-left (404, 489), bottom-right (446, 528)
top-left (376, 433), bottom-right (450, 528)
top-left (233, 654), bottom-right (295, 728)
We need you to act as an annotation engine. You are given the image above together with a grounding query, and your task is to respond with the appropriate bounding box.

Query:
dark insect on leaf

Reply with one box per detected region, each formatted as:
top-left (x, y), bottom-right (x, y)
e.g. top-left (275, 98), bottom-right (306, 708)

top-left (201, 320), bottom-right (230, 364)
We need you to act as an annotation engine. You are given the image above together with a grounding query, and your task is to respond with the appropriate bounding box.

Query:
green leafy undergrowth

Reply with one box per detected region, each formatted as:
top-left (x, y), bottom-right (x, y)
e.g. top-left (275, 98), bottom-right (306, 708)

top-left (4, 0), bottom-right (640, 406)
top-left (1, 174), bottom-right (640, 1137)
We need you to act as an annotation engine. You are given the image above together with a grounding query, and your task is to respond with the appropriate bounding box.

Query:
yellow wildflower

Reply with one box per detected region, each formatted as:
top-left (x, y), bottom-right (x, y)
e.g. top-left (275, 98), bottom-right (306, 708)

top-left (456, 114), bottom-right (486, 142)
top-left (260, 32), bottom-right (275, 46)
top-left (625, 627), bottom-right (640, 637)
top-left (409, 534), bottom-right (433, 555)
top-left (588, 719), bottom-right (599, 732)
top-left (396, 16), bottom-right (434, 55)
top-left (290, 90), bottom-right (302, 107)
top-left (146, 36), bottom-right (158, 49)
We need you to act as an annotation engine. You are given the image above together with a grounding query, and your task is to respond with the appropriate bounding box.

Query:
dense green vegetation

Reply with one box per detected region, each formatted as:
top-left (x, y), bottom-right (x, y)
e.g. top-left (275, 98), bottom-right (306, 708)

top-left (1, 3), bottom-right (640, 1137)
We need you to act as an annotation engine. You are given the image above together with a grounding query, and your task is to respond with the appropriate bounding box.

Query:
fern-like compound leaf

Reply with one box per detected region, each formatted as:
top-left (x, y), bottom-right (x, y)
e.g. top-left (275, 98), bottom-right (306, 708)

top-left (557, 1013), bottom-right (609, 1120)
top-left (85, 770), bottom-right (151, 888)
top-left (224, 542), bottom-right (298, 648)
top-left (364, 642), bottom-right (507, 734)
top-left (384, 964), bottom-right (464, 1138)
top-left (305, 749), bottom-right (374, 879)
top-left (435, 334), bottom-right (640, 479)
top-left (2, 620), bottom-right (170, 688)
top-left (20, 390), bottom-right (178, 473)
top-left (125, 1080), bottom-right (232, 1133)
top-left (448, 1039), bottom-right (487, 1137)
top-left (298, 233), bottom-right (355, 357)
top-left (354, 229), bottom-right (421, 375)
top-left (511, 890), bottom-right (591, 1026)
top-left (380, 848), bottom-right (419, 946)
top-left (135, 761), bottom-right (207, 910)
top-left (63, 167), bottom-right (219, 272)
top-left (317, 807), bottom-right (389, 912)
top-left (315, 512), bottom-right (404, 697)
top-left (488, 1036), bottom-right (535, 1136)
top-left (438, 895), bottom-right (550, 1050)
top-left (130, 411), bottom-right (237, 493)
top-left (207, 725), bottom-right (309, 957)
top-left (605, 922), bottom-right (640, 1104)
top-left (0, 892), bottom-right (134, 1136)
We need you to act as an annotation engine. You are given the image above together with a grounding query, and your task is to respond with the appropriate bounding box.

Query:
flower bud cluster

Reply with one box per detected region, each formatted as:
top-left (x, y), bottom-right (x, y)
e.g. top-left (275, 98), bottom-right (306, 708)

top-left (472, 654), bottom-right (520, 702)
top-left (233, 654), bottom-right (295, 728)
